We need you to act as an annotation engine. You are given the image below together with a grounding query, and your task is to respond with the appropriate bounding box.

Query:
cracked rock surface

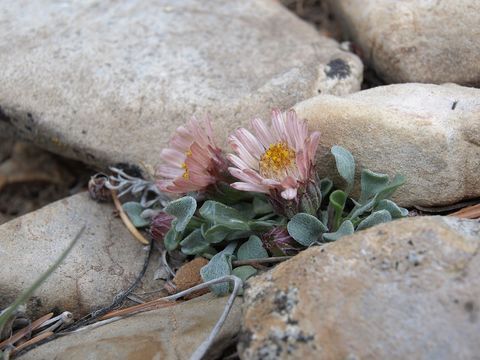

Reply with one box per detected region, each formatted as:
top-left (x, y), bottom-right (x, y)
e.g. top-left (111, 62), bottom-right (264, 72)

top-left (294, 83), bottom-right (480, 207)
top-left (0, 192), bottom-right (160, 318)
top-left (239, 216), bottom-right (480, 360)
top-left (0, 0), bottom-right (362, 170)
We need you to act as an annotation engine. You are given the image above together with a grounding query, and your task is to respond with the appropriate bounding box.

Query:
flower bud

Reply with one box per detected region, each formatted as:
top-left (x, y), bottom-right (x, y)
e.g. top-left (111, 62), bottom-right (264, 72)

top-left (261, 227), bottom-right (301, 256)
top-left (150, 211), bottom-right (175, 242)
top-left (88, 174), bottom-right (111, 202)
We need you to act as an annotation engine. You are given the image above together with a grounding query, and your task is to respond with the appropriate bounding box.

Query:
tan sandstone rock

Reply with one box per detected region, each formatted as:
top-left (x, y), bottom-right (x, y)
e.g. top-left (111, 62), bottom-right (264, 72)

top-left (0, 0), bottom-right (362, 170)
top-left (295, 83), bottom-right (480, 207)
top-left (0, 192), bottom-right (161, 318)
top-left (20, 293), bottom-right (242, 360)
top-left (327, 0), bottom-right (480, 85)
top-left (239, 216), bottom-right (480, 360)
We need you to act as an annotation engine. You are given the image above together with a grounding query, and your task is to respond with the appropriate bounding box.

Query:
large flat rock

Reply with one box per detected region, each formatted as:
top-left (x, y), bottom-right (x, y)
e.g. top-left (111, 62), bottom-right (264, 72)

top-left (239, 216), bottom-right (480, 360)
top-left (20, 293), bottom-right (242, 360)
top-left (294, 83), bottom-right (480, 207)
top-left (326, 0), bottom-right (480, 85)
top-left (0, 192), bottom-right (160, 318)
top-left (0, 0), bottom-right (362, 170)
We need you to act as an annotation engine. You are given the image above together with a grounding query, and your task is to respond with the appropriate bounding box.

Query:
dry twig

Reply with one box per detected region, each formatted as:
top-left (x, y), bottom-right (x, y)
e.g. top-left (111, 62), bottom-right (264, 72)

top-left (111, 190), bottom-right (149, 245)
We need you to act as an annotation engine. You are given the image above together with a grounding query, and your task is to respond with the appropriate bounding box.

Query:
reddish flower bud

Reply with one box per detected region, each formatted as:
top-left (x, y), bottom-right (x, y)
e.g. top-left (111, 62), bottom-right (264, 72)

top-left (150, 211), bottom-right (175, 242)
top-left (261, 227), bottom-right (301, 256)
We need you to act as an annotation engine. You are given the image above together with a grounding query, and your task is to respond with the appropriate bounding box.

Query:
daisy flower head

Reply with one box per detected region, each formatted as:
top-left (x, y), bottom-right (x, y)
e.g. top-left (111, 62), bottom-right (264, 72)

top-left (227, 109), bottom-right (321, 207)
top-left (156, 116), bottom-right (228, 194)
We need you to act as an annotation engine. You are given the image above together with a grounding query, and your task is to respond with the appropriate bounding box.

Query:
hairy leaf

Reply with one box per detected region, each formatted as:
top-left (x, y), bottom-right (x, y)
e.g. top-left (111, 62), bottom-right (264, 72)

top-left (322, 220), bottom-right (354, 242)
top-left (122, 202), bottom-right (150, 228)
top-left (287, 213), bottom-right (328, 246)
top-left (356, 210), bottom-right (392, 231)
top-left (164, 196), bottom-right (197, 232)
top-left (331, 146), bottom-right (355, 193)
top-left (237, 235), bottom-right (268, 260)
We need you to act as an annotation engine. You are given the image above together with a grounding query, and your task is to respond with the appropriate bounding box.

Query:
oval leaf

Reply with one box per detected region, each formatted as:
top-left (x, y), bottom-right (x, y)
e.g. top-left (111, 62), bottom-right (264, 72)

top-left (164, 196), bottom-right (197, 232)
top-left (199, 201), bottom-right (250, 230)
top-left (356, 210), bottom-right (392, 231)
top-left (200, 253), bottom-right (233, 295)
top-left (204, 224), bottom-right (232, 244)
top-left (122, 202), bottom-right (150, 228)
top-left (232, 266), bottom-right (257, 294)
top-left (331, 146), bottom-right (355, 193)
top-left (237, 235), bottom-right (268, 260)
top-left (164, 228), bottom-right (182, 251)
top-left (374, 199), bottom-right (408, 218)
top-left (287, 213), bottom-right (328, 246)
top-left (359, 170), bottom-right (390, 203)
top-left (180, 229), bottom-right (210, 255)
top-left (322, 220), bottom-right (354, 242)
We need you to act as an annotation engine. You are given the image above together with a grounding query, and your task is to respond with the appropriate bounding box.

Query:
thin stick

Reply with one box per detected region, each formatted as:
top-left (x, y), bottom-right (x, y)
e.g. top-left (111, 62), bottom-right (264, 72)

top-left (232, 256), bottom-right (292, 267)
top-left (111, 190), bottom-right (149, 245)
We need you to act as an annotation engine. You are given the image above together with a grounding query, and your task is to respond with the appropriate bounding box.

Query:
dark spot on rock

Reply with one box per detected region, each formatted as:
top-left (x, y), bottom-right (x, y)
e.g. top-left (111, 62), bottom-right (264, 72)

top-left (273, 289), bottom-right (298, 316)
top-left (464, 301), bottom-right (478, 322)
top-left (451, 100), bottom-right (458, 110)
top-left (114, 162), bottom-right (144, 178)
top-left (408, 240), bottom-right (414, 246)
top-left (325, 58), bottom-right (351, 79)
top-left (317, 89), bottom-right (321, 94)
top-left (287, 318), bottom-right (299, 325)
top-left (454, 299), bottom-right (459, 304)
top-left (82, 129), bottom-right (87, 135)
top-left (320, 248), bottom-right (325, 253)
top-left (238, 329), bottom-right (253, 349)
top-left (86, 153), bottom-right (96, 161)
top-left (0, 106), bottom-right (12, 124)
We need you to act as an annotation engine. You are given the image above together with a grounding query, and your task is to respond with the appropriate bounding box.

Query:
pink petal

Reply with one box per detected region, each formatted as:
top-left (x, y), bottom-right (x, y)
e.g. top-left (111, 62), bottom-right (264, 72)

top-left (307, 131), bottom-right (321, 162)
top-left (161, 148), bottom-right (185, 167)
top-left (231, 182), bottom-right (270, 194)
top-left (228, 136), bottom-right (259, 169)
top-left (235, 128), bottom-right (264, 158)
top-left (157, 166), bottom-right (184, 178)
top-left (271, 109), bottom-right (287, 142)
top-left (252, 117), bottom-right (274, 147)
top-left (229, 167), bottom-right (263, 185)
top-left (227, 154), bottom-right (250, 170)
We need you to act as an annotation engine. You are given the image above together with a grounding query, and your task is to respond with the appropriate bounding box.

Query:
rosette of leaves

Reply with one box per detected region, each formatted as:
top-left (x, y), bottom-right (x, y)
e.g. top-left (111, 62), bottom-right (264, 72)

top-left (121, 191), bottom-right (282, 295)
top-left (287, 146), bottom-right (408, 246)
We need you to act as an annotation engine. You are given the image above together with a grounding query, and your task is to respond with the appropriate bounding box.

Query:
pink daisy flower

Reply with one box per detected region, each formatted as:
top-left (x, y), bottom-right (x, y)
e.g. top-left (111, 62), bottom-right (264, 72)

top-left (227, 109), bottom-right (320, 201)
top-left (157, 117), bottom-right (228, 194)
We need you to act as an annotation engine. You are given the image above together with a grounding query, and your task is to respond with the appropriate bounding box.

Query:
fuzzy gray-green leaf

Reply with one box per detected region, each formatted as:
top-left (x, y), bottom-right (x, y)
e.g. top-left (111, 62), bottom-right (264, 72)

top-left (322, 220), bottom-right (354, 242)
top-left (359, 169), bottom-right (390, 203)
top-left (287, 213), bottom-right (328, 246)
top-left (122, 202), bottom-right (150, 228)
top-left (232, 265), bottom-right (257, 294)
top-left (164, 227), bottom-right (182, 251)
top-left (331, 146), bottom-right (355, 193)
top-left (237, 235), bottom-right (268, 260)
top-left (356, 210), bottom-right (392, 231)
top-left (180, 229), bottom-right (210, 255)
top-left (199, 201), bottom-right (250, 230)
top-left (164, 196), bottom-right (197, 232)
top-left (200, 251), bottom-right (233, 295)
top-left (375, 199), bottom-right (408, 218)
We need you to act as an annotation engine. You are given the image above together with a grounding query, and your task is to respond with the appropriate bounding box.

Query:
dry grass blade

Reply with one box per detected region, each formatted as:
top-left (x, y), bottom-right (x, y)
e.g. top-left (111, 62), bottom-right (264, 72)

top-left (448, 203), bottom-right (480, 219)
top-left (99, 299), bottom-right (179, 321)
top-left (111, 190), bottom-right (149, 245)
top-left (0, 313), bottom-right (53, 350)
top-left (9, 331), bottom-right (54, 356)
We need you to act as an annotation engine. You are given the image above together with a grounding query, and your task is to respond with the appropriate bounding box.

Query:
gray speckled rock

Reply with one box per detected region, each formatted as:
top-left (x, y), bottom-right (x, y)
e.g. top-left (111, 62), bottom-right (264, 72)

top-left (294, 83), bottom-right (480, 207)
top-left (0, 192), bottom-right (160, 318)
top-left (0, 0), bottom-right (362, 170)
top-left (20, 293), bottom-right (242, 360)
top-left (326, 0), bottom-right (480, 85)
top-left (239, 216), bottom-right (480, 360)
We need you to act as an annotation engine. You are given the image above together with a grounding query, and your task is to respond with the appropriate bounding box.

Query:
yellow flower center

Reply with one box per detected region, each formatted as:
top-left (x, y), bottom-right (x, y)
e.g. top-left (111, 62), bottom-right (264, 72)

top-left (259, 142), bottom-right (296, 180)
top-left (181, 150), bottom-right (193, 180)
